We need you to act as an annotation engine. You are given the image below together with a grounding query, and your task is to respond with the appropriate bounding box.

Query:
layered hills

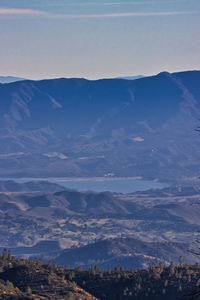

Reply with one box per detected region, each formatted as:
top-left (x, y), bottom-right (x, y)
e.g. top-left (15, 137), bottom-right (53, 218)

top-left (0, 181), bottom-right (200, 268)
top-left (55, 237), bottom-right (199, 270)
top-left (0, 71), bottom-right (200, 182)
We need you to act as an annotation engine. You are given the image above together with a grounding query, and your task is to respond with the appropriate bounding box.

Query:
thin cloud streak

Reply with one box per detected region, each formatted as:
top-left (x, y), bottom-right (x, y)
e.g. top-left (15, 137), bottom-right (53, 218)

top-left (59, 11), bottom-right (198, 18)
top-left (0, 8), bottom-right (46, 15)
top-left (0, 7), bottom-right (198, 18)
top-left (37, 2), bottom-right (157, 7)
top-left (36, 0), bottom-right (195, 7)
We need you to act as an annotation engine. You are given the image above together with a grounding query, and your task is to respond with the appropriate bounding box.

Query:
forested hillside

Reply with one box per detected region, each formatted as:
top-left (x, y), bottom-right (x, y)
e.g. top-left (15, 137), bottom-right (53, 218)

top-left (0, 250), bottom-right (199, 300)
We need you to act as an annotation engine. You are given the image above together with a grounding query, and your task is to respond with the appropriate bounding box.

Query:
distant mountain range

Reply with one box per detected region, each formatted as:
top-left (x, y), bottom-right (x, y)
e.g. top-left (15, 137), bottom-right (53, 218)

top-left (0, 180), bottom-right (66, 193)
top-left (116, 75), bottom-right (144, 80)
top-left (0, 76), bottom-right (25, 84)
top-left (0, 70), bottom-right (200, 182)
top-left (0, 75), bottom-right (143, 83)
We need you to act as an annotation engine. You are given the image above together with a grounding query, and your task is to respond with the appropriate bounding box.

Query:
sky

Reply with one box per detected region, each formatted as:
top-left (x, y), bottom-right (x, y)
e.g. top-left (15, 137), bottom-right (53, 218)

top-left (0, 0), bottom-right (200, 79)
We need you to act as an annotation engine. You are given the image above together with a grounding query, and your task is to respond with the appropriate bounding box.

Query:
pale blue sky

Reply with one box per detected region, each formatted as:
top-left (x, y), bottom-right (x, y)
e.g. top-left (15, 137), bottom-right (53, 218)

top-left (0, 0), bottom-right (199, 79)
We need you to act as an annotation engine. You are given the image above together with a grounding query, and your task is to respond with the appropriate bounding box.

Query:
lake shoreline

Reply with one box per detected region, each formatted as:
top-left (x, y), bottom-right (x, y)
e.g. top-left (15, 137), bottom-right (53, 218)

top-left (1, 176), bottom-right (144, 182)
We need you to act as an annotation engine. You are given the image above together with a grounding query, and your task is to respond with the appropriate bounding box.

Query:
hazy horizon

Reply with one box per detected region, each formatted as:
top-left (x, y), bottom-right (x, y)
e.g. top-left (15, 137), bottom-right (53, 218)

top-left (0, 0), bottom-right (200, 80)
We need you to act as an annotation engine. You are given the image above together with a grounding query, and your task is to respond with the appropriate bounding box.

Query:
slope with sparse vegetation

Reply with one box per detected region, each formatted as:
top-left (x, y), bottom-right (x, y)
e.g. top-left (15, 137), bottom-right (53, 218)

top-left (0, 250), bottom-right (199, 299)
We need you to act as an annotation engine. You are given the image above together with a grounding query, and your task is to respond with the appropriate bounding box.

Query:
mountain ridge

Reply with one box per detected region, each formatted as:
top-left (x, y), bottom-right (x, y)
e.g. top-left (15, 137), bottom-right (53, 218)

top-left (0, 76), bottom-right (26, 84)
top-left (1, 70), bottom-right (200, 182)
top-left (54, 237), bottom-right (199, 269)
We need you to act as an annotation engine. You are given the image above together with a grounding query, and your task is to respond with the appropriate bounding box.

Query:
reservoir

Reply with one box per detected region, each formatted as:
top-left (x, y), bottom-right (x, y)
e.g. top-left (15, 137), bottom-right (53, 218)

top-left (11, 177), bottom-right (167, 194)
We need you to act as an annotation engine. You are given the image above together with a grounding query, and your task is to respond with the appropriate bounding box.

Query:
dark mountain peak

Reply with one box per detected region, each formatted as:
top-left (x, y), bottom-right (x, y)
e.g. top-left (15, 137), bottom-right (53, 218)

top-left (157, 71), bottom-right (171, 76)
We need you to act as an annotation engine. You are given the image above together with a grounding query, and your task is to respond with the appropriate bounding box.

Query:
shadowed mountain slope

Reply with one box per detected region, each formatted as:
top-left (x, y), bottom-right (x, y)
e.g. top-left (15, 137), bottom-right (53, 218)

top-left (0, 180), bottom-right (66, 193)
top-left (55, 237), bottom-right (199, 269)
top-left (0, 71), bottom-right (200, 181)
top-left (1, 252), bottom-right (200, 300)
top-left (0, 255), bottom-right (97, 300)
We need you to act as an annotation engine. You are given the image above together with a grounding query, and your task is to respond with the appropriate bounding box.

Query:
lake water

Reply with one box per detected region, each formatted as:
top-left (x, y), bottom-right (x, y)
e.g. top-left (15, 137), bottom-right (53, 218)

top-left (13, 178), bottom-right (167, 194)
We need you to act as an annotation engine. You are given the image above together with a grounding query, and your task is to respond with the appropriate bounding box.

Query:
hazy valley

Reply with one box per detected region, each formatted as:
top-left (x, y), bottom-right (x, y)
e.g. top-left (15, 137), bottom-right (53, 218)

top-left (1, 71), bottom-right (200, 298)
top-left (0, 180), bottom-right (199, 270)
